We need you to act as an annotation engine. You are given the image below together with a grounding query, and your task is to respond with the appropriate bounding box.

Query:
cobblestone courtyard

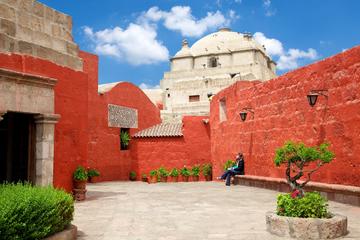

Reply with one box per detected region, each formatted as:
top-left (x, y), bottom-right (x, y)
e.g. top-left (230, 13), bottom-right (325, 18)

top-left (73, 182), bottom-right (360, 240)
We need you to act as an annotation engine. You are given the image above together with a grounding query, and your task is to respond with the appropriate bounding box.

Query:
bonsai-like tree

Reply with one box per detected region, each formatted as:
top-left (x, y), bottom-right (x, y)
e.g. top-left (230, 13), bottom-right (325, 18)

top-left (274, 141), bottom-right (335, 197)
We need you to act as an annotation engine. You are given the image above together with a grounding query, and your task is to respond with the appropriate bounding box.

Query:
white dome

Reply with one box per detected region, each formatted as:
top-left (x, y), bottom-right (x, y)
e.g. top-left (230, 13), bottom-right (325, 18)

top-left (173, 28), bottom-right (268, 58)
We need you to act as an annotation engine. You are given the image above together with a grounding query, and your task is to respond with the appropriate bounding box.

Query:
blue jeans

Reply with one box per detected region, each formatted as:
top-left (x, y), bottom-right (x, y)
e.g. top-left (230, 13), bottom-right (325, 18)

top-left (221, 169), bottom-right (240, 186)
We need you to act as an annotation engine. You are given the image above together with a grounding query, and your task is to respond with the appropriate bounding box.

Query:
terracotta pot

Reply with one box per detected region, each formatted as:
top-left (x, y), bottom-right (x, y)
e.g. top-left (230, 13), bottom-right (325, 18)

top-left (73, 188), bottom-right (87, 201)
top-left (142, 177), bottom-right (148, 182)
top-left (149, 175), bottom-right (157, 184)
top-left (160, 176), bottom-right (168, 182)
top-left (171, 176), bottom-right (179, 182)
top-left (73, 180), bottom-right (87, 189)
top-left (192, 176), bottom-right (200, 181)
top-left (182, 176), bottom-right (189, 182)
top-left (130, 176), bottom-right (136, 181)
top-left (89, 176), bottom-right (98, 183)
top-left (205, 175), bottom-right (212, 181)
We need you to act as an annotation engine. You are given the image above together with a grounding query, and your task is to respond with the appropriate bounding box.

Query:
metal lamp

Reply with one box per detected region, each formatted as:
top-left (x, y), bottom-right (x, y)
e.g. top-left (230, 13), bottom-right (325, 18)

top-left (307, 90), bottom-right (328, 107)
top-left (239, 108), bottom-right (254, 121)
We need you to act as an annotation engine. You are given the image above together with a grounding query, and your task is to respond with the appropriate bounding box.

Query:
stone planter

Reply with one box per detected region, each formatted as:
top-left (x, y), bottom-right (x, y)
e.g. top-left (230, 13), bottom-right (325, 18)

top-left (73, 180), bottom-right (86, 190)
top-left (73, 188), bottom-right (87, 201)
top-left (266, 212), bottom-right (347, 239)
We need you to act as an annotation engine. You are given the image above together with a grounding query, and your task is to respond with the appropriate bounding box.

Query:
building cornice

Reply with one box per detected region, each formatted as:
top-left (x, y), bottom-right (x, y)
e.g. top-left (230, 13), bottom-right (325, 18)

top-left (0, 68), bottom-right (57, 88)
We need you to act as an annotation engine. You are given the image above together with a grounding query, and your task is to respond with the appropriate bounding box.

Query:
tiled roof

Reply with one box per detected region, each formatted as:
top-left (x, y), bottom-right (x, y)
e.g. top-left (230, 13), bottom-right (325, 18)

top-left (133, 122), bottom-right (183, 138)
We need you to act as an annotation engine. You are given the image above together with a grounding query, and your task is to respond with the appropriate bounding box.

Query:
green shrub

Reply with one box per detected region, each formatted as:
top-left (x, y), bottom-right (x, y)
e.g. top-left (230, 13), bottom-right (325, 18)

top-left (169, 168), bottom-right (179, 177)
top-left (180, 166), bottom-right (190, 177)
top-left (191, 165), bottom-right (200, 176)
top-left (274, 141), bottom-right (335, 196)
top-left (0, 183), bottom-right (74, 240)
top-left (73, 166), bottom-right (88, 181)
top-left (158, 167), bottom-right (169, 177)
top-left (149, 170), bottom-right (158, 177)
top-left (276, 191), bottom-right (330, 218)
top-left (129, 171), bottom-right (136, 179)
top-left (87, 168), bottom-right (100, 178)
top-left (223, 160), bottom-right (236, 170)
top-left (202, 163), bottom-right (212, 176)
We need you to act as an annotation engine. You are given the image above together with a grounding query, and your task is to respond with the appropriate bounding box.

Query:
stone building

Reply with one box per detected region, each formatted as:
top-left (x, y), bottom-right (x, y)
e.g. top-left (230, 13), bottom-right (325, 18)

top-left (160, 28), bottom-right (277, 122)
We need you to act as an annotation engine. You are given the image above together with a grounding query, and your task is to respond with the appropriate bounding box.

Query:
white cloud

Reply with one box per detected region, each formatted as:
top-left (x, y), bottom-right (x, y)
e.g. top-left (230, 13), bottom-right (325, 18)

top-left (139, 83), bottom-right (160, 89)
top-left (254, 32), bottom-right (319, 71)
top-left (141, 6), bottom-right (236, 37)
top-left (84, 5), bottom-right (237, 65)
top-left (277, 48), bottom-right (318, 70)
top-left (263, 0), bottom-right (276, 17)
top-left (253, 32), bottom-right (284, 56)
top-left (84, 23), bottom-right (169, 65)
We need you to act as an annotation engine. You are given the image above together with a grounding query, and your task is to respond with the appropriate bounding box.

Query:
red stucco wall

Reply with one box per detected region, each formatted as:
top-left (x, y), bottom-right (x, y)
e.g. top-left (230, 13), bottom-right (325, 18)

top-left (80, 51), bottom-right (161, 182)
top-left (210, 46), bottom-right (360, 187)
top-left (0, 53), bottom-right (89, 191)
top-left (132, 116), bottom-right (211, 179)
top-left (0, 51), bottom-right (162, 190)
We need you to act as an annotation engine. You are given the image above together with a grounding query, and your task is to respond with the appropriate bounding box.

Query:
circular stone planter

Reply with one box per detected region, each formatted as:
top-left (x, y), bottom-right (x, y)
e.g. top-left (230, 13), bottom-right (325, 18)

top-left (266, 212), bottom-right (347, 239)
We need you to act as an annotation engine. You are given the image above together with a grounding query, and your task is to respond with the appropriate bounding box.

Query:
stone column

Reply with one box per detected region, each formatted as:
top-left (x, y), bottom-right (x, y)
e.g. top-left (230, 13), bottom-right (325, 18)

top-left (34, 114), bottom-right (60, 186)
top-left (0, 111), bottom-right (6, 121)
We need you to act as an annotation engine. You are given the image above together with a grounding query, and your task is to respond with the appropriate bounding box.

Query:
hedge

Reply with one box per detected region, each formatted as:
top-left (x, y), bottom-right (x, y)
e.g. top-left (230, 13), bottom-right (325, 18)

top-left (0, 183), bottom-right (74, 240)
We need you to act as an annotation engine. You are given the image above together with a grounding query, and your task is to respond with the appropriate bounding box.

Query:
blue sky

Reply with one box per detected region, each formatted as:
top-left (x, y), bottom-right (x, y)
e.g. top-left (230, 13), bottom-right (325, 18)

top-left (38, 0), bottom-right (360, 88)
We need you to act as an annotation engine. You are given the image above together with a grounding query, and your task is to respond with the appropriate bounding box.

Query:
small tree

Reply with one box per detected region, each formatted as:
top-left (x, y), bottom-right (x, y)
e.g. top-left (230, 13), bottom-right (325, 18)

top-left (274, 141), bottom-right (335, 197)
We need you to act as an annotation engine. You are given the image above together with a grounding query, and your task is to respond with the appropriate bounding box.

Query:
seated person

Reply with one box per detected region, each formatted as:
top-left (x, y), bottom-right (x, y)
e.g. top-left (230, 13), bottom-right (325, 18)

top-left (218, 152), bottom-right (245, 186)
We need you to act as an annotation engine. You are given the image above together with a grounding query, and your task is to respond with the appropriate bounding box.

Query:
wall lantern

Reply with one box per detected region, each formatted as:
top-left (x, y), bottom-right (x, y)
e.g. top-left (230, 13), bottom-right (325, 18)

top-left (239, 107), bottom-right (254, 122)
top-left (307, 90), bottom-right (328, 107)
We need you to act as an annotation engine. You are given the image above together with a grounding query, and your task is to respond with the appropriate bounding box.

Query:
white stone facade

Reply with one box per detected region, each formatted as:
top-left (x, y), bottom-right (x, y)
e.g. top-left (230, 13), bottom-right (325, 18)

top-left (160, 28), bottom-right (276, 122)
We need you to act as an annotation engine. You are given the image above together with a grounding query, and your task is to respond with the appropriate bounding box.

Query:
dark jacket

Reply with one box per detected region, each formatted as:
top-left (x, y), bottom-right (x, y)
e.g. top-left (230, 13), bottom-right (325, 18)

top-left (233, 158), bottom-right (245, 175)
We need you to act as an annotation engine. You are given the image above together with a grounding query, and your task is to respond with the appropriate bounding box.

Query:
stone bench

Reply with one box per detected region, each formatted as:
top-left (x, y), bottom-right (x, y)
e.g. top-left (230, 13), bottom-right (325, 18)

top-left (234, 175), bottom-right (360, 206)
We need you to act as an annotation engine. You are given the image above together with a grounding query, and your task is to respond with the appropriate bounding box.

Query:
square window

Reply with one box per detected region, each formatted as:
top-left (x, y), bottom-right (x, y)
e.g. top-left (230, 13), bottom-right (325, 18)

top-left (189, 95), bottom-right (200, 102)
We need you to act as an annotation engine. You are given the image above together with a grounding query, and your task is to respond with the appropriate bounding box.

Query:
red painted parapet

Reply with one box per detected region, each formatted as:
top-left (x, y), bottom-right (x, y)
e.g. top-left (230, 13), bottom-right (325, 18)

top-left (210, 46), bottom-right (360, 187)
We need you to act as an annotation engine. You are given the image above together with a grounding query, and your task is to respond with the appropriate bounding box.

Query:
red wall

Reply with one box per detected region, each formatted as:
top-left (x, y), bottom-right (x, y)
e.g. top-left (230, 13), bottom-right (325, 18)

top-left (0, 51), bottom-right (162, 190)
top-left (80, 51), bottom-right (161, 182)
top-left (132, 116), bottom-right (211, 179)
top-left (0, 53), bottom-right (89, 191)
top-left (210, 46), bottom-right (360, 187)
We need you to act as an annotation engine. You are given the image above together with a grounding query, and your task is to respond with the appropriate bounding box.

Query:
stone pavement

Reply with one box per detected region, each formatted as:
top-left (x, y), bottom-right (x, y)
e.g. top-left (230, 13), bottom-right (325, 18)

top-left (73, 182), bottom-right (360, 240)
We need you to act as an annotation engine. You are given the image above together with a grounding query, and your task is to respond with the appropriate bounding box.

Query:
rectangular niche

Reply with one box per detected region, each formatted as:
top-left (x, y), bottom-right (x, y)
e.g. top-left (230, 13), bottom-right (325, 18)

top-left (108, 104), bottom-right (138, 128)
top-left (219, 98), bottom-right (227, 122)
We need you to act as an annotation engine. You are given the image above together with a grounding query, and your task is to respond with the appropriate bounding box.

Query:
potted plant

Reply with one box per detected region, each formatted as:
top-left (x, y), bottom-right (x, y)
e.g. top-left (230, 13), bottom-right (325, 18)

top-left (202, 163), bottom-right (212, 181)
top-left (73, 166), bottom-right (88, 201)
top-left (120, 130), bottom-right (130, 150)
top-left (141, 174), bottom-right (148, 182)
top-left (73, 166), bottom-right (88, 189)
top-left (223, 159), bottom-right (236, 170)
top-left (149, 170), bottom-right (158, 184)
top-left (169, 168), bottom-right (179, 182)
top-left (180, 166), bottom-right (190, 182)
top-left (158, 167), bottom-right (169, 182)
top-left (129, 171), bottom-right (137, 181)
top-left (191, 165), bottom-right (200, 181)
top-left (87, 168), bottom-right (100, 183)
top-left (266, 141), bottom-right (347, 239)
